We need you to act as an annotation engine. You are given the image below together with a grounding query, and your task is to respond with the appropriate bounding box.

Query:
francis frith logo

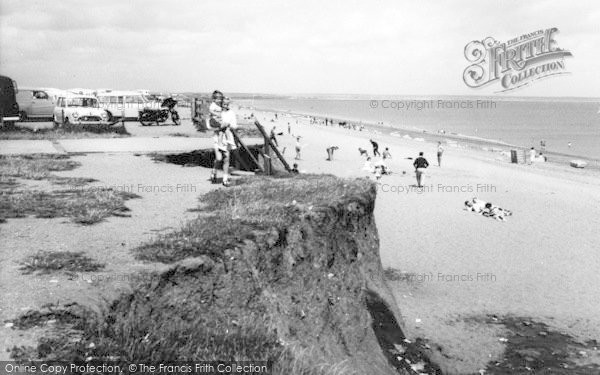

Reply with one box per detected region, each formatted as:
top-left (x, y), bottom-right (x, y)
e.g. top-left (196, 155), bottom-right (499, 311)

top-left (463, 28), bottom-right (572, 92)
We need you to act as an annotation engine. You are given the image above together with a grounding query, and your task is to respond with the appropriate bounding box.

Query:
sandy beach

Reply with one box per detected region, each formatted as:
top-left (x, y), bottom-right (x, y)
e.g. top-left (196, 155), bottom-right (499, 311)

top-left (246, 108), bottom-right (600, 373)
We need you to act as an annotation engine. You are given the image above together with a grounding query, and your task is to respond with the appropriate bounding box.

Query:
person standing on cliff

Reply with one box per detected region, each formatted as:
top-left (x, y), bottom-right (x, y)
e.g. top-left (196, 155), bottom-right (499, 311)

top-left (211, 97), bottom-right (237, 187)
top-left (209, 90), bottom-right (224, 183)
top-left (370, 139), bottom-right (380, 157)
top-left (413, 152), bottom-right (429, 188)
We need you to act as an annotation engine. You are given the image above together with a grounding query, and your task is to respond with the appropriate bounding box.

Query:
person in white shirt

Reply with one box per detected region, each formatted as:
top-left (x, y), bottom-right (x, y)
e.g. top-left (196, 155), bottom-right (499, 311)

top-left (211, 97), bottom-right (238, 186)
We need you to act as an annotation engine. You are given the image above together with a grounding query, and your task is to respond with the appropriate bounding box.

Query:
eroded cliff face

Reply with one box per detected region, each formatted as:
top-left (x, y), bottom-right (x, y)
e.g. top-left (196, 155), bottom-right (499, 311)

top-left (62, 176), bottom-right (434, 374)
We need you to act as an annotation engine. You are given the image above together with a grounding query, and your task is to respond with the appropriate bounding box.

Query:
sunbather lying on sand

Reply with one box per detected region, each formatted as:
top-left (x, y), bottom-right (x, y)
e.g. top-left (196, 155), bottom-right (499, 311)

top-left (464, 198), bottom-right (513, 221)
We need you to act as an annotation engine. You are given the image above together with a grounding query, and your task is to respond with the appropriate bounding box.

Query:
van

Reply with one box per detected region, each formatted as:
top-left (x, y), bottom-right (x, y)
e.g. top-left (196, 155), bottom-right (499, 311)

top-left (0, 75), bottom-right (20, 127)
top-left (16, 88), bottom-right (55, 120)
top-left (96, 90), bottom-right (158, 120)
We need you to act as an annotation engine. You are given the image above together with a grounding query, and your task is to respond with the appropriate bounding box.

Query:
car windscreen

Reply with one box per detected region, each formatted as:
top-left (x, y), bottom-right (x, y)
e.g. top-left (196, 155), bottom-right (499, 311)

top-left (67, 98), bottom-right (98, 108)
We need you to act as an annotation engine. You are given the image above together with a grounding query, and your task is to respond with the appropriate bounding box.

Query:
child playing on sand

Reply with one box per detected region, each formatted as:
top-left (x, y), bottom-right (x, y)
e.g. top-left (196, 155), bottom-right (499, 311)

top-left (326, 146), bottom-right (339, 161)
top-left (382, 147), bottom-right (392, 160)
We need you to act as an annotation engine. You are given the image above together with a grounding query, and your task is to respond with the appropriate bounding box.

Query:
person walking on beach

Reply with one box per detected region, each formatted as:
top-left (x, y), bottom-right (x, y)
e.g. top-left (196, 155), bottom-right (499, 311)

top-left (287, 122), bottom-right (291, 134)
top-left (370, 139), bottom-right (380, 157)
top-left (437, 141), bottom-right (444, 167)
top-left (413, 152), bottom-right (429, 188)
top-left (295, 136), bottom-right (302, 160)
top-left (382, 147), bottom-right (392, 160)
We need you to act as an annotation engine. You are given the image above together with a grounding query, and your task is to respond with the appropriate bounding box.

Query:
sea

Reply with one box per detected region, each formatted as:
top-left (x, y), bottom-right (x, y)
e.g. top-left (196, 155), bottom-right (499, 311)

top-left (246, 96), bottom-right (600, 161)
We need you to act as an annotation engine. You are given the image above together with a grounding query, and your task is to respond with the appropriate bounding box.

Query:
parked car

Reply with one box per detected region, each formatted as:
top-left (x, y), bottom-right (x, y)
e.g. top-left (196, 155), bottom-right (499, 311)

top-left (16, 88), bottom-right (55, 120)
top-left (0, 75), bottom-right (20, 127)
top-left (96, 90), bottom-right (158, 120)
top-left (53, 95), bottom-right (110, 126)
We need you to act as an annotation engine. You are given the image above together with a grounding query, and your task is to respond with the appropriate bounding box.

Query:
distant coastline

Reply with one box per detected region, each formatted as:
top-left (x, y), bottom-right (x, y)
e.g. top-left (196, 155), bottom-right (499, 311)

top-left (243, 99), bottom-right (600, 171)
top-left (228, 93), bottom-right (600, 103)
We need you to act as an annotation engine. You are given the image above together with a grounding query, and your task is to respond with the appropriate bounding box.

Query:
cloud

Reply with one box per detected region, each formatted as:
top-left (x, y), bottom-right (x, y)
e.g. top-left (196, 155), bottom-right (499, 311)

top-left (1, 0), bottom-right (598, 96)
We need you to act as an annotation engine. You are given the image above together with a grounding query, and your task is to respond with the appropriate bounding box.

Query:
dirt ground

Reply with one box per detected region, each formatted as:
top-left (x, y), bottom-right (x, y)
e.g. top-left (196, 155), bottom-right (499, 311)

top-left (0, 152), bottom-right (214, 360)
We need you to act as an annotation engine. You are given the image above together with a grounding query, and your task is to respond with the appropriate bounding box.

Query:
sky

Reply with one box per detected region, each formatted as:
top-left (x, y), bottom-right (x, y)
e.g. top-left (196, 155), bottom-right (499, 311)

top-left (1, 0), bottom-right (599, 97)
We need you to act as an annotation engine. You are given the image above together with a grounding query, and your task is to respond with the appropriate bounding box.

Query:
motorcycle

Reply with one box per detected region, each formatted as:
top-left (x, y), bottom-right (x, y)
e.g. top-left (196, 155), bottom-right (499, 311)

top-left (139, 97), bottom-right (181, 126)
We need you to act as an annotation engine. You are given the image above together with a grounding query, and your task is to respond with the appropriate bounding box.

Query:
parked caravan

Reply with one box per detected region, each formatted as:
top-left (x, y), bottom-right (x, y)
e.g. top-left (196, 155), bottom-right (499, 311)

top-left (96, 90), bottom-right (157, 120)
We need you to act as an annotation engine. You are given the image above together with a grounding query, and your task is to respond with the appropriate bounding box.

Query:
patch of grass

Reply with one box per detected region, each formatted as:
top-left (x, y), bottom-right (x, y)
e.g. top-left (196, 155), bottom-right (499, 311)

top-left (0, 155), bottom-right (98, 186)
top-left (0, 124), bottom-right (129, 140)
top-left (135, 174), bottom-right (373, 263)
top-left (19, 281), bottom-right (350, 374)
top-left (50, 176), bottom-right (98, 186)
top-left (9, 303), bottom-right (87, 330)
top-left (0, 175), bottom-right (21, 190)
top-left (0, 188), bottom-right (140, 224)
top-left (19, 251), bottom-right (105, 275)
top-left (0, 154), bottom-right (80, 180)
top-left (0, 155), bottom-right (137, 224)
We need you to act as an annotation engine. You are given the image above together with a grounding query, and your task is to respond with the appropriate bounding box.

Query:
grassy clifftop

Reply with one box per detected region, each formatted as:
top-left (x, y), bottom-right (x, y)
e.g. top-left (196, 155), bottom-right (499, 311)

top-left (32, 175), bottom-right (438, 374)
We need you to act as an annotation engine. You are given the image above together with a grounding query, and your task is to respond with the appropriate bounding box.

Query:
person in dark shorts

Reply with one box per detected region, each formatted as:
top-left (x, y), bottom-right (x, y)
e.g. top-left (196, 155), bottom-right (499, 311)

top-left (370, 139), bottom-right (380, 156)
top-left (413, 152), bottom-right (429, 188)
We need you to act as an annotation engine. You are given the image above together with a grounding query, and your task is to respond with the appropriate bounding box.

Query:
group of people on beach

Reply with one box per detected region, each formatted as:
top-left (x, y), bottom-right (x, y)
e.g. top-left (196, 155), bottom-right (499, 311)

top-left (360, 139), bottom-right (393, 180)
top-left (308, 116), bottom-right (365, 131)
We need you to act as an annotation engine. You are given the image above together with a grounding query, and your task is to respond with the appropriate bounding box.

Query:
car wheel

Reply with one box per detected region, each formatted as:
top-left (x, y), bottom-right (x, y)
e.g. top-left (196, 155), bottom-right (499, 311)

top-left (19, 111), bottom-right (28, 122)
top-left (64, 117), bottom-right (70, 126)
